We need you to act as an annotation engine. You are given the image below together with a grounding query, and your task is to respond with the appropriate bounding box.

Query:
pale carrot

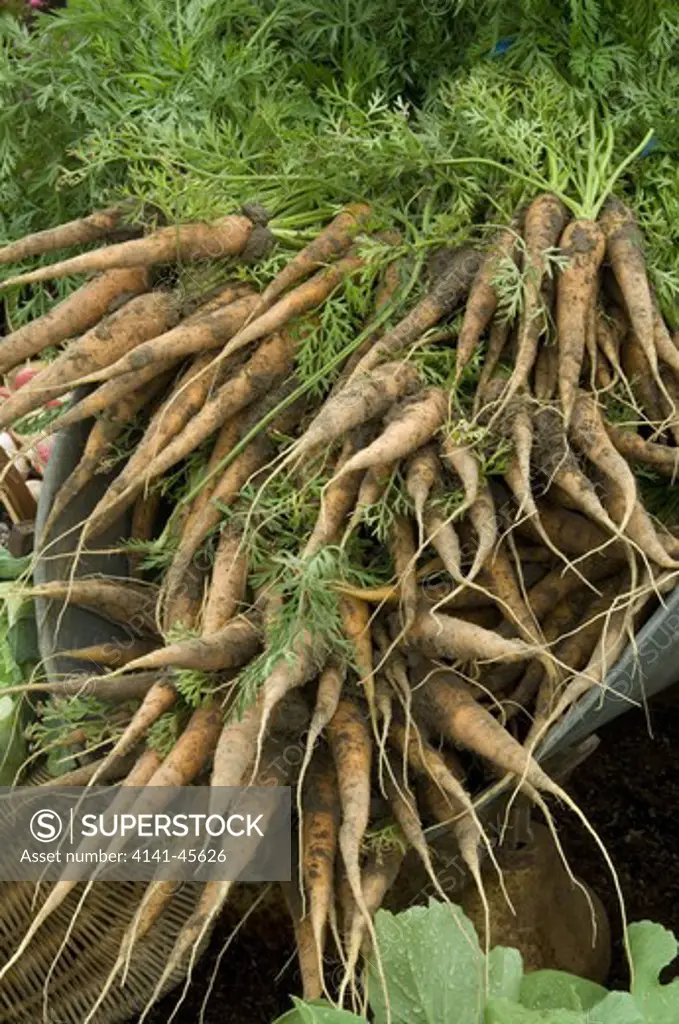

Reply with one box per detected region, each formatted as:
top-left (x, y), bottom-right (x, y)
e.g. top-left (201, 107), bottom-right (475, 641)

top-left (347, 246), bottom-right (482, 379)
top-left (0, 268), bottom-right (150, 376)
top-left (333, 388), bottom-right (448, 480)
top-left (557, 218), bottom-right (606, 425)
top-left (0, 204), bottom-right (138, 265)
top-left (455, 222), bottom-right (521, 380)
top-left (504, 193), bottom-right (569, 403)
top-left (249, 203), bottom-right (371, 320)
top-left (1, 214), bottom-right (254, 289)
top-left (405, 444), bottom-right (440, 544)
top-left (0, 290), bottom-right (181, 429)
top-left (389, 514), bottom-right (418, 630)
top-left (116, 614), bottom-right (261, 674)
top-left (28, 579), bottom-right (158, 635)
top-left (202, 526), bottom-right (249, 635)
top-left (291, 360), bottom-right (420, 463)
top-left (408, 606), bottom-right (543, 664)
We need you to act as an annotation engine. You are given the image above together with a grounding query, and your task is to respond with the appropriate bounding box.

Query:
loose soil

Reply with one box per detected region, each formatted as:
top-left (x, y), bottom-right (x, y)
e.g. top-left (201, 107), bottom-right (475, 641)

top-left (140, 688), bottom-right (679, 1021)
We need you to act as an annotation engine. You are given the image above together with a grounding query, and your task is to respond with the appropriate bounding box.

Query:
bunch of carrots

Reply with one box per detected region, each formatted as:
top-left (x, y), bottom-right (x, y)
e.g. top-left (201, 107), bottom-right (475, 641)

top-left (0, 190), bottom-right (678, 1020)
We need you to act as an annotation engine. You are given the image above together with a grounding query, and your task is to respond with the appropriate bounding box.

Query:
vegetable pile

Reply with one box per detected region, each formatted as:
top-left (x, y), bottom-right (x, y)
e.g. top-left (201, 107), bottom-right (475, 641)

top-left (1, 179), bottom-right (679, 1019)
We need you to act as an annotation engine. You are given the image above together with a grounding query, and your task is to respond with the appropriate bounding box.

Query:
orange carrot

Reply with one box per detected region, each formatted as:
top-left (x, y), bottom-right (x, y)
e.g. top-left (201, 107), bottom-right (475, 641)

top-left (474, 319), bottom-right (511, 412)
top-left (347, 247), bottom-right (482, 379)
top-left (1, 214), bottom-right (254, 289)
top-left (0, 268), bottom-right (149, 375)
top-left (0, 204), bottom-right (137, 265)
top-left (326, 695), bottom-right (373, 961)
top-left (456, 222), bottom-right (521, 379)
top-left (86, 678), bottom-right (178, 787)
top-left (303, 439), bottom-right (363, 557)
top-left (569, 390), bottom-right (637, 530)
top-left (339, 596), bottom-right (375, 711)
top-left (420, 670), bottom-right (556, 792)
top-left (533, 340), bottom-right (559, 401)
top-left (0, 290), bottom-right (180, 429)
top-left (140, 703), bottom-right (222, 789)
top-left (249, 204), bottom-right (371, 320)
top-left (557, 219), bottom-right (606, 425)
top-left (440, 437), bottom-right (480, 518)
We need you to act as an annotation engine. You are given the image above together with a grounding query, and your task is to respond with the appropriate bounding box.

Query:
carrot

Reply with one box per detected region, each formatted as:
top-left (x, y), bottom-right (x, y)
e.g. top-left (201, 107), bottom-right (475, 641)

top-left (161, 404), bottom-right (291, 612)
top-left (598, 196), bottom-right (662, 384)
top-left (604, 484), bottom-right (678, 569)
top-left (28, 579), bottom-right (158, 635)
top-left (41, 374), bottom-right (170, 542)
top-left (57, 641), bottom-right (158, 672)
top-left (569, 390), bottom-right (638, 531)
top-left (423, 507), bottom-right (463, 584)
top-left (440, 436), bottom-right (480, 519)
top-left (253, 631), bottom-right (320, 776)
top-left (88, 330), bottom-right (295, 541)
top-left (0, 213), bottom-right (254, 289)
top-left (301, 748), bottom-right (340, 991)
top-left (334, 388), bottom-right (448, 482)
top-left (455, 222), bottom-right (521, 380)
top-left (405, 444), bottom-right (440, 545)
top-left (420, 670), bottom-right (555, 792)
top-left (326, 695), bottom-right (373, 978)
top-left (84, 678), bottom-right (178, 786)
top-left (128, 488), bottom-right (163, 579)
top-left (343, 841), bottom-right (405, 974)
top-left (407, 606), bottom-right (543, 664)
top-left (202, 526), bottom-right (248, 635)
top-left (200, 248), bottom-right (365, 370)
top-left (622, 330), bottom-right (664, 425)
top-left (117, 614), bottom-right (260, 674)
top-left (474, 319), bottom-right (511, 412)
top-left (0, 203), bottom-right (139, 266)
top-left (0, 268), bottom-right (150, 376)
top-left (534, 407), bottom-right (620, 537)
top-left (384, 775), bottom-right (445, 900)
top-left (556, 218), bottom-right (606, 424)
top-left (348, 461), bottom-right (396, 533)
top-left (283, 880), bottom-right (324, 1003)
top-left (533, 341), bottom-right (559, 401)
top-left (137, 734), bottom-right (293, 1022)
top-left (339, 597), bottom-right (375, 712)
top-left (466, 481), bottom-right (499, 584)
top-left (481, 540), bottom-right (540, 643)
top-left (292, 360), bottom-right (420, 463)
top-left (140, 703), bottom-right (223, 789)
top-left (652, 303), bottom-right (679, 379)
top-left (347, 246), bottom-right (482, 380)
top-left (389, 514), bottom-right (419, 630)
top-left (0, 669), bottom-right (163, 703)
top-left (78, 291), bottom-right (259, 385)
top-left (0, 290), bottom-right (181, 430)
top-left (160, 560), bottom-right (209, 636)
top-left (604, 420), bottom-right (679, 477)
top-left (249, 203), bottom-right (371, 320)
top-left (335, 246), bottom-right (403, 387)
top-left (502, 194), bottom-right (569, 404)
top-left (304, 439), bottom-right (363, 557)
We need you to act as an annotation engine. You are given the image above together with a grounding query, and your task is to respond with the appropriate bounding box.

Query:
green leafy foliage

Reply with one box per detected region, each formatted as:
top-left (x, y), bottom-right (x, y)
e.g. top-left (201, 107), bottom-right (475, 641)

top-left (273, 901), bottom-right (679, 1024)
